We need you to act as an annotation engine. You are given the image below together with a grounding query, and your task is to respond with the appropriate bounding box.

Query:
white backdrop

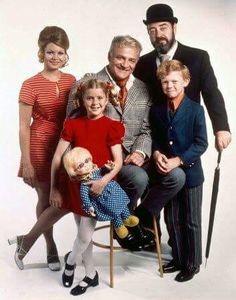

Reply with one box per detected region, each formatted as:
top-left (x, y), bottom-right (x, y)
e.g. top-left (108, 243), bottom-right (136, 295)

top-left (0, 1), bottom-right (236, 299)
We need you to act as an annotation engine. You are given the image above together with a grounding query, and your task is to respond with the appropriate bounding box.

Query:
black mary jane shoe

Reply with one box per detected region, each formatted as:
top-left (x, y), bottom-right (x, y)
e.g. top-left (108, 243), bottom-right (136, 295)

top-left (175, 267), bottom-right (200, 282)
top-left (70, 271), bottom-right (99, 296)
top-left (62, 251), bottom-right (76, 287)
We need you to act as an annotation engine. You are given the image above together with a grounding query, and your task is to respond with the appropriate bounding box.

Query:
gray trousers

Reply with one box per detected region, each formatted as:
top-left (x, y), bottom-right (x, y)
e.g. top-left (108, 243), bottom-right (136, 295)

top-left (164, 184), bottom-right (203, 269)
top-left (142, 167), bottom-right (186, 216)
top-left (117, 164), bottom-right (149, 210)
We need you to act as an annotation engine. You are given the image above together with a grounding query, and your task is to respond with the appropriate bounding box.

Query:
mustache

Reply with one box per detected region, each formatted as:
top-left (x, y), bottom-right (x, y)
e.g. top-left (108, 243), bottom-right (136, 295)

top-left (155, 37), bottom-right (168, 44)
top-left (153, 38), bottom-right (168, 52)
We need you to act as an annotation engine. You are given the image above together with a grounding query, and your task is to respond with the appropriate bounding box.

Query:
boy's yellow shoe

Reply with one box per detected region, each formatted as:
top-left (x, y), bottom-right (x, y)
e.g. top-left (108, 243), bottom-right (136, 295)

top-left (115, 225), bottom-right (129, 239)
top-left (123, 215), bottom-right (139, 227)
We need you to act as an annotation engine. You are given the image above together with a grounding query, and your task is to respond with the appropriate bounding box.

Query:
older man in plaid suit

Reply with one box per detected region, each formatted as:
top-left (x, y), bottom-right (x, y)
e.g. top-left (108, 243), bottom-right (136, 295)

top-left (67, 35), bottom-right (184, 249)
top-left (68, 36), bottom-right (152, 208)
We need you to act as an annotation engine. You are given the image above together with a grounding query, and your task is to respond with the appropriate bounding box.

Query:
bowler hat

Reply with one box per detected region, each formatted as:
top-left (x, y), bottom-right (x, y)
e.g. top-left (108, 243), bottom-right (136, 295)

top-left (143, 4), bottom-right (178, 25)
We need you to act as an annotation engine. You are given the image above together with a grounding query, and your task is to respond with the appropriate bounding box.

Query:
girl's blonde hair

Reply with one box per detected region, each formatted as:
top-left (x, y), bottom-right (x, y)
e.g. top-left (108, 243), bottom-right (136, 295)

top-left (74, 78), bottom-right (119, 112)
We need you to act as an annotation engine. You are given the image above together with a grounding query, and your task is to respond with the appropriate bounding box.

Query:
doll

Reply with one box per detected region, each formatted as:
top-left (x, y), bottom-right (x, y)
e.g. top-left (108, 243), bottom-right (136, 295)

top-left (63, 146), bottom-right (140, 239)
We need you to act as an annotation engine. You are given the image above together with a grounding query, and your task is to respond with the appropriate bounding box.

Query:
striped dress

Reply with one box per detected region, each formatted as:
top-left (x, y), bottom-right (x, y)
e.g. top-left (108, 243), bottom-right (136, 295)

top-left (18, 72), bottom-right (76, 183)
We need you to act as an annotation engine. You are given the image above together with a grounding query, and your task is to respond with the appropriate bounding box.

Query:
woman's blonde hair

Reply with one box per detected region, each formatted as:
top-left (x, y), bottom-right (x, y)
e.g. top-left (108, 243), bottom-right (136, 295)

top-left (37, 26), bottom-right (69, 67)
top-left (157, 59), bottom-right (191, 81)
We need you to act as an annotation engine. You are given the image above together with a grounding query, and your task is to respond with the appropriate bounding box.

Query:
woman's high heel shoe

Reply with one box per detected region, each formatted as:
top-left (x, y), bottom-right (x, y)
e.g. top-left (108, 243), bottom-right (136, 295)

top-left (8, 236), bottom-right (27, 270)
top-left (62, 251), bottom-right (76, 287)
top-left (47, 254), bottom-right (61, 271)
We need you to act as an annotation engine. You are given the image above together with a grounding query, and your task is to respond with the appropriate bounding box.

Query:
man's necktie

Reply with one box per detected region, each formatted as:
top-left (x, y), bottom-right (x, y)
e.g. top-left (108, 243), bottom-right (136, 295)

top-left (159, 54), bottom-right (170, 63)
top-left (118, 85), bottom-right (128, 111)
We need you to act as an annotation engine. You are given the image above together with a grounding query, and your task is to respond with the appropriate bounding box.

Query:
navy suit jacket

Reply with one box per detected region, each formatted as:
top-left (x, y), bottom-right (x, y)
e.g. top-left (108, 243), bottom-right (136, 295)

top-left (150, 96), bottom-right (208, 187)
top-left (134, 42), bottom-right (230, 133)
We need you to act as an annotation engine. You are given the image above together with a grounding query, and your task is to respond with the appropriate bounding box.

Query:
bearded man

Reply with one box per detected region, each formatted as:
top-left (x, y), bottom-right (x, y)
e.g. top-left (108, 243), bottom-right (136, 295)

top-left (134, 3), bottom-right (231, 152)
top-left (134, 3), bottom-right (231, 280)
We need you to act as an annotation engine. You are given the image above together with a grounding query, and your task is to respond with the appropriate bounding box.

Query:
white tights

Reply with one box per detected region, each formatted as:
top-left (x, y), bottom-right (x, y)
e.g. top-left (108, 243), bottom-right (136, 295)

top-left (66, 215), bottom-right (97, 279)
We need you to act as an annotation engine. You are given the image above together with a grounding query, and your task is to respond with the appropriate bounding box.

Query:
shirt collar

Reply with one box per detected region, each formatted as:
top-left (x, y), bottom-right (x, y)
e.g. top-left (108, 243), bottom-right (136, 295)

top-left (166, 40), bottom-right (178, 59)
top-left (105, 66), bottom-right (134, 90)
top-left (168, 92), bottom-right (185, 112)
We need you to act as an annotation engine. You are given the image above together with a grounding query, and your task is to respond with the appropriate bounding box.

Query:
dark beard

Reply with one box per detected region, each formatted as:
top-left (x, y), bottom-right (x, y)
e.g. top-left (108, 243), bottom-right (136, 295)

top-left (153, 34), bottom-right (175, 54)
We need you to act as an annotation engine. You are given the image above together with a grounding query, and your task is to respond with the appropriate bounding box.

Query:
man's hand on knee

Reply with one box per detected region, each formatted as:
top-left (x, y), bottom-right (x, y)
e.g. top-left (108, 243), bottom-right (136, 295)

top-left (124, 151), bottom-right (145, 167)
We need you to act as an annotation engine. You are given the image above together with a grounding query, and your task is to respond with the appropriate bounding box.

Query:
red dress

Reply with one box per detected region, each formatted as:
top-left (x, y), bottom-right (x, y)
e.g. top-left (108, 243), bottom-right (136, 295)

top-left (18, 72), bottom-right (76, 182)
top-left (59, 115), bottom-right (125, 215)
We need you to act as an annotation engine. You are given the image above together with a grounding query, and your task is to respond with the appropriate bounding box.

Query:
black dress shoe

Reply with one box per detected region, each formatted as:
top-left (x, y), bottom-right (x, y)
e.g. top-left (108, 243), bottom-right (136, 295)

top-left (62, 252), bottom-right (76, 287)
top-left (163, 260), bottom-right (181, 273)
top-left (70, 271), bottom-right (99, 296)
top-left (175, 267), bottom-right (200, 282)
top-left (113, 231), bottom-right (142, 251)
top-left (129, 224), bottom-right (155, 249)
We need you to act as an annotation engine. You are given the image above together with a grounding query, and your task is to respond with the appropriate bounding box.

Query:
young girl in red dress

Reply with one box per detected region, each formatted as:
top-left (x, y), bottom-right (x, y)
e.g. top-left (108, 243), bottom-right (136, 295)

top-left (8, 26), bottom-right (75, 271)
top-left (49, 79), bottom-right (126, 295)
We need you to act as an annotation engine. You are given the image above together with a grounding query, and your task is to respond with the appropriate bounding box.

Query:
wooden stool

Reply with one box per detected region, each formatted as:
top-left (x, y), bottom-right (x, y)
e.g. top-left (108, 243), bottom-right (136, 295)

top-left (93, 223), bottom-right (121, 288)
top-left (152, 216), bottom-right (164, 277)
top-left (93, 217), bottom-right (163, 288)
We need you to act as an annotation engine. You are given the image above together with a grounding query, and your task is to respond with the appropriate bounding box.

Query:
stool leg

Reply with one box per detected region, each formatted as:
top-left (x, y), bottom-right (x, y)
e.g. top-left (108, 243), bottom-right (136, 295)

top-left (153, 216), bottom-right (164, 277)
top-left (110, 222), bottom-right (114, 287)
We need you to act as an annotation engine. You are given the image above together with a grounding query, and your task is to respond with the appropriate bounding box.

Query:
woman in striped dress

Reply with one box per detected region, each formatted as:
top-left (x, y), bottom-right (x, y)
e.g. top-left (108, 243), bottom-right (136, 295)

top-left (10, 26), bottom-right (76, 271)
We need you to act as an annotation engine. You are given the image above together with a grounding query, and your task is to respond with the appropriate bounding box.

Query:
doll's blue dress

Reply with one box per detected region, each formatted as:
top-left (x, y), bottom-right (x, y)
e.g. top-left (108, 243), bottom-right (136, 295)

top-left (80, 169), bottom-right (131, 228)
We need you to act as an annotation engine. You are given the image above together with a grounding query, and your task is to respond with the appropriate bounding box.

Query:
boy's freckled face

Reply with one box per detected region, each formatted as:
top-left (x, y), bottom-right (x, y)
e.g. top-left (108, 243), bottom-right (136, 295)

top-left (161, 71), bottom-right (189, 99)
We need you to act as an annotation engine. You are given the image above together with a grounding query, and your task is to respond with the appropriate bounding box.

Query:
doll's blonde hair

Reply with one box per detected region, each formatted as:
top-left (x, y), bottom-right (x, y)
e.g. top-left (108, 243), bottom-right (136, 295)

top-left (63, 147), bottom-right (92, 178)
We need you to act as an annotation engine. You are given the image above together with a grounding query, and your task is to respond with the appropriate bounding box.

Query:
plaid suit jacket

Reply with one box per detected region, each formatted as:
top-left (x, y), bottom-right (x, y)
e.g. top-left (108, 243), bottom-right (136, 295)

top-left (67, 67), bottom-right (152, 157)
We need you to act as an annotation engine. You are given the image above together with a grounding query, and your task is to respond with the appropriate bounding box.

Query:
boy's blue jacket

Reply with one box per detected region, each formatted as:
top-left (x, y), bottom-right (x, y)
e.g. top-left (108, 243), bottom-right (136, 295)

top-left (150, 96), bottom-right (208, 187)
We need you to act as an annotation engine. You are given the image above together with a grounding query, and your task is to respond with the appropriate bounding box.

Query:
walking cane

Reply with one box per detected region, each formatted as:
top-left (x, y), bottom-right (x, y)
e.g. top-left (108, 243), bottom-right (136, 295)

top-left (205, 151), bottom-right (222, 266)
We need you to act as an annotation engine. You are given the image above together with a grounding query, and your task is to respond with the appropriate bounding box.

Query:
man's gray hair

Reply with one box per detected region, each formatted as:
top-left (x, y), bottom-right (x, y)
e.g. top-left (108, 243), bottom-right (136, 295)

top-left (108, 35), bottom-right (142, 57)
